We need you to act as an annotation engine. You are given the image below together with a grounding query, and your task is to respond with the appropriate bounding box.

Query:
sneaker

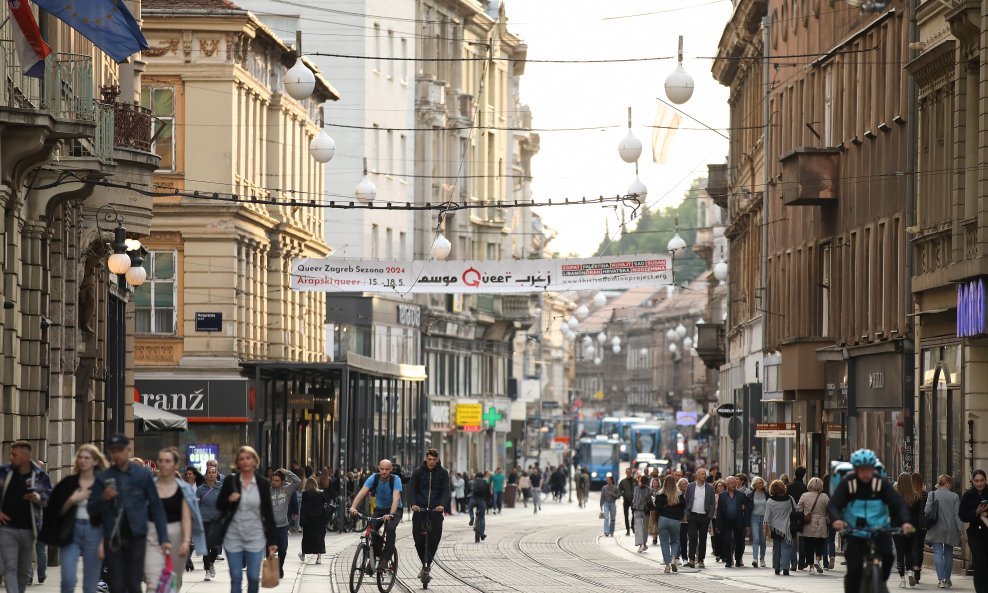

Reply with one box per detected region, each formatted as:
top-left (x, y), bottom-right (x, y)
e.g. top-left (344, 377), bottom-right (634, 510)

top-left (946, 580), bottom-right (953, 588)
top-left (752, 561), bottom-right (758, 568)
top-left (204, 573), bottom-right (211, 582)
top-left (783, 570), bottom-right (790, 576)
top-left (665, 564), bottom-right (672, 574)
top-left (298, 552), bottom-right (305, 562)
top-left (469, 520), bottom-right (474, 526)
top-left (815, 563), bottom-right (823, 574)
top-left (315, 558), bottom-right (321, 565)
top-left (671, 562), bottom-right (677, 573)
top-left (209, 568), bottom-right (216, 579)
top-left (481, 534), bottom-right (487, 541)
top-left (687, 561), bottom-right (695, 568)
top-left (417, 568), bottom-right (425, 579)
top-left (900, 577), bottom-right (908, 588)
top-left (697, 561), bottom-right (705, 569)
top-left (938, 581), bottom-right (945, 589)
top-left (642, 544), bottom-right (648, 552)
top-left (909, 575), bottom-right (916, 587)
top-left (760, 560), bottom-right (767, 567)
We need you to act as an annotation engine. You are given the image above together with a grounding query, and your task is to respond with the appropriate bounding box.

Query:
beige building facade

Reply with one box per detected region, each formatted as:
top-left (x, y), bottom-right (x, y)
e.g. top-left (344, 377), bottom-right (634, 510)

top-left (134, 0), bottom-right (339, 468)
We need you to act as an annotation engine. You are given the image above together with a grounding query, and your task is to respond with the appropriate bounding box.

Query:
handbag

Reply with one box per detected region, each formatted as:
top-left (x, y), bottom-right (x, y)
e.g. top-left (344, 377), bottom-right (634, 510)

top-left (803, 493), bottom-right (822, 525)
top-left (789, 498), bottom-right (804, 533)
top-left (923, 496), bottom-right (939, 528)
top-left (261, 553), bottom-right (280, 588)
top-left (156, 556), bottom-right (178, 593)
top-left (599, 511), bottom-right (605, 519)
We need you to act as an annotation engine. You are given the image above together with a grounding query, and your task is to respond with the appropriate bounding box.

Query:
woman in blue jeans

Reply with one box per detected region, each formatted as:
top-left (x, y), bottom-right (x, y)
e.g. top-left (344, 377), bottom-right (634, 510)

top-left (655, 475), bottom-right (685, 573)
top-left (748, 477), bottom-right (768, 567)
top-left (764, 479), bottom-right (795, 575)
top-left (599, 475), bottom-right (619, 536)
top-left (40, 445), bottom-right (107, 593)
top-left (217, 446), bottom-right (279, 593)
top-left (925, 474), bottom-right (963, 588)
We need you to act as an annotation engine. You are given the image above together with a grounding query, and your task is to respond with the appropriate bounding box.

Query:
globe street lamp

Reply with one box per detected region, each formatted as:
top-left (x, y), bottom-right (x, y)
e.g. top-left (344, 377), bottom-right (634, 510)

top-left (664, 36), bottom-right (695, 105)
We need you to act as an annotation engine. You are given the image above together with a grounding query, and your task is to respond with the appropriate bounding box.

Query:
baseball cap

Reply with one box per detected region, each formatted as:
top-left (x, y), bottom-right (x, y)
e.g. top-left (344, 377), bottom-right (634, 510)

top-left (106, 434), bottom-right (131, 449)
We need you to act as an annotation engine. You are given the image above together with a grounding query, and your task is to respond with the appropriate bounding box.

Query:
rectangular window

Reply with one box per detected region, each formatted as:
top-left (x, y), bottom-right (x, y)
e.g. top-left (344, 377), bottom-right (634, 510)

top-left (387, 130), bottom-right (394, 175)
top-left (877, 222), bottom-right (886, 332)
top-left (371, 224), bottom-right (379, 258)
top-left (400, 38), bottom-right (408, 83)
top-left (824, 66), bottom-right (833, 146)
top-left (399, 232), bottom-right (407, 259)
top-left (373, 23), bottom-right (381, 72)
top-left (822, 243), bottom-right (831, 336)
top-left (387, 30), bottom-right (395, 80)
top-left (386, 228), bottom-right (393, 259)
top-left (864, 226), bottom-right (872, 332)
top-left (400, 134), bottom-right (407, 178)
top-left (134, 250), bottom-right (177, 335)
top-left (372, 124), bottom-right (380, 172)
top-left (140, 87), bottom-right (176, 172)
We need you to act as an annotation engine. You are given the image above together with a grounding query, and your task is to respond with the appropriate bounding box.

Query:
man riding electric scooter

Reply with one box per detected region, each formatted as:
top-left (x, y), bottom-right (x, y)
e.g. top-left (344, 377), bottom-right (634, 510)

top-left (409, 449), bottom-right (451, 587)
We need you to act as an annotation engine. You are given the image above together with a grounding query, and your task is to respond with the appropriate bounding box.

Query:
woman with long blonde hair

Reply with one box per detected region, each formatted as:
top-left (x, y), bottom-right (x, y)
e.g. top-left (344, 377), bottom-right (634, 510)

top-left (748, 477), bottom-right (768, 567)
top-left (40, 445), bottom-right (107, 593)
top-left (893, 472), bottom-right (922, 587)
top-left (654, 474), bottom-right (684, 572)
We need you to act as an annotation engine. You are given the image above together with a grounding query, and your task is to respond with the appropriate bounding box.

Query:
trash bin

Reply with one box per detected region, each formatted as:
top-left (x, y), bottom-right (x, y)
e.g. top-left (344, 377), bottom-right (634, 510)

top-left (504, 483), bottom-right (517, 508)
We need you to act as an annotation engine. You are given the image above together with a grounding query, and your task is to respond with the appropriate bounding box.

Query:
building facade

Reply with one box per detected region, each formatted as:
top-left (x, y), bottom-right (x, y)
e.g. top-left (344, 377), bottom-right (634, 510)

top-left (134, 0), bottom-right (342, 470)
top-left (1, 1), bottom-right (160, 476)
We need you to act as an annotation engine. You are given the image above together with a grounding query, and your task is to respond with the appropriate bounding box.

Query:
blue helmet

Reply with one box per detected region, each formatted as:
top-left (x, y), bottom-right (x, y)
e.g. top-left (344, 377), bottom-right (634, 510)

top-left (850, 448), bottom-right (878, 468)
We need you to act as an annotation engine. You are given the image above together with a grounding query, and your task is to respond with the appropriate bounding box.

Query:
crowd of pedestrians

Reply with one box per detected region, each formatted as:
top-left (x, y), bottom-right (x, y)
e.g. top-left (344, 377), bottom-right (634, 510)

top-left (597, 461), bottom-right (988, 592)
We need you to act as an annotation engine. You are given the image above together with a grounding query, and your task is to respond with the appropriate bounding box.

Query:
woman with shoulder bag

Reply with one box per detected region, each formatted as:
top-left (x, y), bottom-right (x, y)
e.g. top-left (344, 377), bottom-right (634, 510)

top-left (655, 475), bottom-right (685, 573)
top-left (648, 477), bottom-right (661, 545)
top-left (41, 445), bottom-right (107, 593)
top-left (217, 446), bottom-right (279, 593)
top-left (764, 479), bottom-right (795, 575)
top-left (797, 477), bottom-right (830, 573)
top-left (925, 474), bottom-right (963, 589)
top-left (632, 475), bottom-right (651, 552)
top-left (197, 465), bottom-right (223, 581)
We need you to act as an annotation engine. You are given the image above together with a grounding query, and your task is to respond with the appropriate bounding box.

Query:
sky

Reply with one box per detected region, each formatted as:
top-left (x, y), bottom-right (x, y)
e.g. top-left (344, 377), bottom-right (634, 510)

top-left (505, 0), bottom-right (733, 256)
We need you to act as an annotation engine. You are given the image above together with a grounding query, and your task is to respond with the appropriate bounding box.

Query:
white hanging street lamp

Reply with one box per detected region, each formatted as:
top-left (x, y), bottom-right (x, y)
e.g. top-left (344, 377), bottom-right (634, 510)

top-left (309, 130), bottom-right (336, 163)
top-left (284, 59), bottom-right (316, 101)
top-left (611, 336), bottom-right (621, 345)
top-left (618, 107), bottom-right (643, 163)
top-left (667, 231), bottom-right (687, 255)
top-left (582, 335), bottom-right (593, 347)
top-left (846, 0), bottom-right (890, 11)
top-left (639, 347), bottom-right (648, 357)
top-left (612, 344), bottom-right (621, 354)
top-left (675, 323), bottom-right (687, 339)
top-left (666, 328), bottom-right (677, 341)
top-left (669, 342), bottom-right (679, 353)
top-left (99, 205), bottom-right (147, 288)
top-left (593, 357), bottom-right (602, 366)
top-left (593, 292), bottom-right (607, 308)
top-left (431, 233), bottom-right (452, 260)
top-left (575, 304), bottom-right (590, 321)
top-left (355, 157), bottom-right (377, 202)
top-left (628, 176), bottom-right (648, 201)
top-left (597, 332), bottom-right (607, 344)
top-left (713, 260), bottom-right (729, 282)
top-left (683, 336), bottom-right (693, 350)
top-left (664, 36), bottom-right (694, 105)
top-left (567, 317), bottom-right (579, 330)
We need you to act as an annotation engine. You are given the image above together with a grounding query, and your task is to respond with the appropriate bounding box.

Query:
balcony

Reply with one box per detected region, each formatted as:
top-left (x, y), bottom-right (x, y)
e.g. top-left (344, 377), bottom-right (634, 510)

top-left (0, 40), bottom-right (94, 123)
top-left (695, 322), bottom-right (726, 369)
top-left (707, 163), bottom-right (728, 209)
top-left (498, 295), bottom-right (533, 320)
top-left (112, 102), bottom-right (153, 152)
top-left (780, 147), bottom-right (840, 206)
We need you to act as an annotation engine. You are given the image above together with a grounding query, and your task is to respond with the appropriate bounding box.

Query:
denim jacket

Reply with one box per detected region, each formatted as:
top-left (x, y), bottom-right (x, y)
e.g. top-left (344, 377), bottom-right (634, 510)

top-left (88, 462), bottom-right (169, 543)
top-left (175, 480), bottom-right (207, 554)
top-left (0, 462), bottom-right (52, 536)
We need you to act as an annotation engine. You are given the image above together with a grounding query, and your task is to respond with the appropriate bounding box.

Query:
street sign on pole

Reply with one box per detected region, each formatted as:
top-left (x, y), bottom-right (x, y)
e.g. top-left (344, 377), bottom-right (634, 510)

top-left (755, 422), bottom-right (799, 438)
top-left (727, 416), bottom-right (743, 441)
top-left (717, 403), bottom-right (740, 418)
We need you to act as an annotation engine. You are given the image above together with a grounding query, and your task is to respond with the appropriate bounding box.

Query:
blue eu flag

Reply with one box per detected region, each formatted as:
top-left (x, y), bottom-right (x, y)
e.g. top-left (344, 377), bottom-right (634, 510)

top-left (32, 0), bottom-right (149, 63)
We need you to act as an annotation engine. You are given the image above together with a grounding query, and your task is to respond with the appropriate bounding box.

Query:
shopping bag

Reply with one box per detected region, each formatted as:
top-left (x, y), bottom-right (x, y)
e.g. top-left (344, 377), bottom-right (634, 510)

top-left (156, 556), bottom-right (178, 593)
top-left (261, 553), bottom-right (280, 588)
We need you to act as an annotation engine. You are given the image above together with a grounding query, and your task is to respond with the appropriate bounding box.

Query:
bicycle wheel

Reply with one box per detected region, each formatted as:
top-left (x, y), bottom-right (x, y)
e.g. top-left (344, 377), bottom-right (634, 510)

top-left (349, 543), bottom-right (368, 593)
top-left (376, 551), bottom-right (398, 593)
top-left (872, 563), bottom-right (890, 593)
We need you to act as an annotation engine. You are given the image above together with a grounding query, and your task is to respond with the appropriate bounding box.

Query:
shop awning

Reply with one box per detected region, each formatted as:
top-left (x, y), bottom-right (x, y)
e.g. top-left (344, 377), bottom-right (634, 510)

top-left (133, 402), bottom-right (188, 432)
top-left (695, 413), bottom-right (712, 432)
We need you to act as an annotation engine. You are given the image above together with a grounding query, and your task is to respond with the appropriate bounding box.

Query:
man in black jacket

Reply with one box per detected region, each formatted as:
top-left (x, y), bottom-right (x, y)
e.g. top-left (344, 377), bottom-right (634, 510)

top-left (468, 473), bottom-right (492, 542)
top-left (408, 449), bottom-right (450, 578)
top-left (619, 468), bottom-right (637, 536)
top-left (788, 466), bottom-right (808, 569)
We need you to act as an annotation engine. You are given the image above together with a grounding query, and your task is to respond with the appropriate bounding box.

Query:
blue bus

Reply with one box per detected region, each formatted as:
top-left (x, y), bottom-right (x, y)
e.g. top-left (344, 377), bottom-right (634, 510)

top-left (629, 424), bottom-right (663, 460)
top-left (616, 417), bottom-right (646, 460)
top-left (577, 436), bottom-right (620, 488)
top-left (599, 416), bottom-right (620, 437)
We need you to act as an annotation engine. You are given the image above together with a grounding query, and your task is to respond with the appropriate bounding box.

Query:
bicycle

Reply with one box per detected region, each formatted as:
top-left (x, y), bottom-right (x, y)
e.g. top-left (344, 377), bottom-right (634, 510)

top-left (335, 496), bottom-right (367, 533)
top-left (412, 508), bottom-right (440, 590)
top-left (348, 513), bottom-right (399, 593)
top-left (840, 527), bottom-right (902, 593)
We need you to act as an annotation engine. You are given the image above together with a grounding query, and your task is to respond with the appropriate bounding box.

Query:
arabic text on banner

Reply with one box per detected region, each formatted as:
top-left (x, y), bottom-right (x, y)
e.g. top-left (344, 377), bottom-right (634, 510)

top-left (290, 254), bottom-right (672, 293)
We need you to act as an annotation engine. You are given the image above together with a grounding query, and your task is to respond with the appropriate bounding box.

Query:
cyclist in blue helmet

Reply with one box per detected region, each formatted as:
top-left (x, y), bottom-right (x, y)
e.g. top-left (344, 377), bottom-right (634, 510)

top-left (828, 449), bottom-right (913, 593)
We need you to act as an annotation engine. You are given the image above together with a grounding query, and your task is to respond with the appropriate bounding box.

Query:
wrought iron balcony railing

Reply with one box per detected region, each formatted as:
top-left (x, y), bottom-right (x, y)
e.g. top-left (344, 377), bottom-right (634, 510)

top-left (0, 40), bottom-right (95, 122)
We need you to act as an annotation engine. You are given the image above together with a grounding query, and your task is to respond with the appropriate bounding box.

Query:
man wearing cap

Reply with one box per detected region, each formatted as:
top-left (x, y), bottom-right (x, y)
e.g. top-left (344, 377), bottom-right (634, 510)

top-left (0, 440), bottom-right (52, 593)
top-left (88, 434), bottom-right (170, 593)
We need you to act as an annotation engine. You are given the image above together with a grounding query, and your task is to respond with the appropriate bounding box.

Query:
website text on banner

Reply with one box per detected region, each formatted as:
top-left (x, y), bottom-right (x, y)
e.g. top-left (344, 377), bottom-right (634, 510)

top-left (290, 255), bottom-right (672, 293)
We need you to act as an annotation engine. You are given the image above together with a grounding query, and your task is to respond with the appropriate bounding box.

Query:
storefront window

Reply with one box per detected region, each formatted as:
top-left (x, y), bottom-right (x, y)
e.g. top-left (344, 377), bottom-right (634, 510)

top-left (920, 345), bottom-right (962, 488)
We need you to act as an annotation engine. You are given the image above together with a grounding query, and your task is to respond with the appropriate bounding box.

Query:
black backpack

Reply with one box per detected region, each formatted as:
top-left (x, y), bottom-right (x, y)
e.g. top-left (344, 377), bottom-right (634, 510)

top-left (370, 473), bottom-right (396, 493)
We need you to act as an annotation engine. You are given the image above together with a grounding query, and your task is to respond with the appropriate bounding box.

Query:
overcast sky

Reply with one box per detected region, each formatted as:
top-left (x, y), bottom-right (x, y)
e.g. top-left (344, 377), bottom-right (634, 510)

top-left (505, 0), bottom-right (733, 256)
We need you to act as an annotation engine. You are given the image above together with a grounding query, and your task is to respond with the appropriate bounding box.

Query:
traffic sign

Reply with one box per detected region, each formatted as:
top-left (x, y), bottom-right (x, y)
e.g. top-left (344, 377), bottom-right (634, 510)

top-left (717, 403), bottom-right (740, 418)
top-left (727, 416), bottom-right (743, 440)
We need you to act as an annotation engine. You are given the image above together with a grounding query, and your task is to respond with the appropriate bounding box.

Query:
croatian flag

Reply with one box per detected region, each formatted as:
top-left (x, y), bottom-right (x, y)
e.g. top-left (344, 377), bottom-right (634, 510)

top-left (7, 0), bottom-right (50, 78)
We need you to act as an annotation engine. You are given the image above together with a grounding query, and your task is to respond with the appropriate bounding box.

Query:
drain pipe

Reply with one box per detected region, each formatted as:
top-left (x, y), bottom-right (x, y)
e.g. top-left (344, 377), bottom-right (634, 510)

top-left (903, 0), bottom-right (918, 474)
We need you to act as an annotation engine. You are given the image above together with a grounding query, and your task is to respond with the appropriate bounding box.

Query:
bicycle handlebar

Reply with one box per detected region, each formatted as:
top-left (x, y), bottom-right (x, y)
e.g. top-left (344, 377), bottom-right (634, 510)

top-left (839, 527), bottom-right (904, 537)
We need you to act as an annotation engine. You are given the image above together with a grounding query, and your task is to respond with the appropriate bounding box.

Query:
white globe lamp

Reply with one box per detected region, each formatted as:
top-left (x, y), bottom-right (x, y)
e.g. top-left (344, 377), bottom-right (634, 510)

top-left (618, 131), bottom-right (643, 163)
top-left (667, 231), bottom-right (687, 255)
top-left (593, 292), bottom-right (607, 308)
top-left (593, 357), bottom-right (602, 366)
top-left (575, 304), bottom-right (590, 321)
top-left (107, 253), bottom-right (132, 276)
top-left (666, 328), bottom-right (677, 341)
top-left (284, 59), bottom-right (316, 101)
top-left (669, 342), bottom-right (679, 353)
top-left (713, 260), bottom-right (729, 282)
top-left (612, 344), bottom-right (622, 354)
top-left (355, 175), bottom-right (377, 203)
top-left (683, 336), bottom-right (693, 350)
top-left (628, 176), bottom-right (648, 201)
top-left (431, 233), bottom-right (452, 260)
top-left (567, 317), bottom-right (579, 330)
top-left (309, 130), bottom-right (336, 163)
top-left (664, 36), bottom-right (694, 105)
top-left (597, 332), bottom-right (607, 344)
top-left (125, 265), bottom-right (147, 287)
top-left (675, 323), bottom-right (687, 338)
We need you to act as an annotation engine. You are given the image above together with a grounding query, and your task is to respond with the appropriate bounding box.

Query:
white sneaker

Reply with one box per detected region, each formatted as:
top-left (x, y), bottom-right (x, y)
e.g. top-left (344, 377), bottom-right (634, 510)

top-left (900, 577), bottom-right (908, 588)
top-left (204, 573), bottom-right (211, 582)
top-left (664, 564), bottom-right (671, 574)
top-left (298, 552), bottom-right (305, 562)
top-left (209, 568), bottom-right (216, 579)
top-left (938, 581), bottom-right (945, 589)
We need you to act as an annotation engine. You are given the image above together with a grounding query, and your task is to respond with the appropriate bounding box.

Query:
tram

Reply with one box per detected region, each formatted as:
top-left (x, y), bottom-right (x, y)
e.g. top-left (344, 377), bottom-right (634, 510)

top-left (629, 424), bottom-right (663, 460)
top-left (577, 436), bottom-right (621, 488)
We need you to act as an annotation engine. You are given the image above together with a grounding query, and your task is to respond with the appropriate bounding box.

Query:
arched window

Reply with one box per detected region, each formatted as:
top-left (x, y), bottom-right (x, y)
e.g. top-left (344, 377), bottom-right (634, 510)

top-left (919, 346), bottom-right (962, 489)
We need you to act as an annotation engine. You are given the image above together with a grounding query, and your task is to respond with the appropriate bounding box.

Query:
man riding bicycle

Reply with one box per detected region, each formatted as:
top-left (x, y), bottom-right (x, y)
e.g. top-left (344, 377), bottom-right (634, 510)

top-left (350, 460), bottom-right (403, 573)
top-left (828, 449), bottom-right (913, 593)
top-left (408, 449), bottom-right (450, 579)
